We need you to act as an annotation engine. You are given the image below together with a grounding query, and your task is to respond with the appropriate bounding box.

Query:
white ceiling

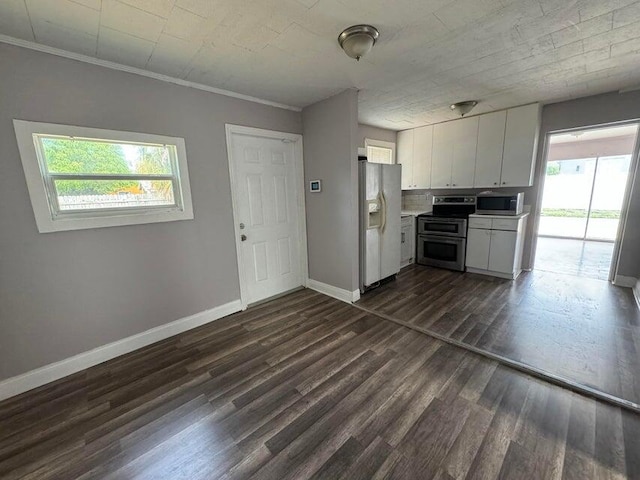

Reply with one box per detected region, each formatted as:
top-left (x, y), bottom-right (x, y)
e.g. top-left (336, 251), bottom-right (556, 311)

top-left (3, 0), bottom-right (640, 129)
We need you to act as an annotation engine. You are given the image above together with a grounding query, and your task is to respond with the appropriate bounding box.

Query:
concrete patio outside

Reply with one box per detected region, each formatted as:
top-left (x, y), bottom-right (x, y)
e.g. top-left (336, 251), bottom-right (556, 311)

top-left (538, 216), bottom-right (620, 241)
top-left (534, 236), bottom-right (614, 281)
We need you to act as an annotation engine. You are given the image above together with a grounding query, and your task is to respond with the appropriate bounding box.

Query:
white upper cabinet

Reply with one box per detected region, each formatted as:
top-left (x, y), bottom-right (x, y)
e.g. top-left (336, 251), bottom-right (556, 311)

top-left (432, 122), bottom-right (454, 188)
top-left (450, 116), bottom-right (478, 188)
top-left (397, 129), bottom-right (414, 190)
top-left (397, 126), bottom-right (432, 190)
top-left (432, 117), bottom-right (478, 188)
top-left (397, 103), bottom-right (539, 191)
top-left (412, 125), bottom-right (432, 189)
top-left (501, 103), bottom-right (541, 187)
top-left (474, 110), bottom-right (506, 188)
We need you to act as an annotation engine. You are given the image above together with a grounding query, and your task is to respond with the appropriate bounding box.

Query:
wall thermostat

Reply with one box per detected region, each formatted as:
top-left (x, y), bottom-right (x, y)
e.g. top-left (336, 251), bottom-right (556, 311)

top-left (309, 180), bottom-right (322, 192)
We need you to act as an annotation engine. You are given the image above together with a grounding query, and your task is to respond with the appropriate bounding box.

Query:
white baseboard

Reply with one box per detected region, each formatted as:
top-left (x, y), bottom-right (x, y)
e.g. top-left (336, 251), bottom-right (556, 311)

top-left (613, 275), bottom-right (637, 288)
top-left (307, 279), bottom-right (360, 304)
top-left (0, 299), bottom-right (242, 402)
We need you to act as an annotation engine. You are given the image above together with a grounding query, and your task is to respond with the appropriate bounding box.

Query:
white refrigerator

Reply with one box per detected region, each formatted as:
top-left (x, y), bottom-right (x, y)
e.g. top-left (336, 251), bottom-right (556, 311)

top-left (359, 161), bottom-right (402, 291)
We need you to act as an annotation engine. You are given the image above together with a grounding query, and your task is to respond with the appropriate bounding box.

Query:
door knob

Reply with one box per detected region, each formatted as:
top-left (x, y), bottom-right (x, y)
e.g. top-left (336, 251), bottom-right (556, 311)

top-left (241, 234), bottom-right (247, 241)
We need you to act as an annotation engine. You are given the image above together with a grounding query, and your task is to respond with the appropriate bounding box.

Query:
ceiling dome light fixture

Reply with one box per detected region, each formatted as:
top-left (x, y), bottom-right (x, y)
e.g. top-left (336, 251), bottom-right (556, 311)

top-left (450, 100), bottom-right (478, 117)
top-left (338, 25), bottom-right (379, 61)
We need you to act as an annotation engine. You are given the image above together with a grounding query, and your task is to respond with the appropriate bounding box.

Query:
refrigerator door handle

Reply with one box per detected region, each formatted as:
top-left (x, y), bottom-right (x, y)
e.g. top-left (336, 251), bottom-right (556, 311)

top-left (380, 191), bottom-right (387, 233)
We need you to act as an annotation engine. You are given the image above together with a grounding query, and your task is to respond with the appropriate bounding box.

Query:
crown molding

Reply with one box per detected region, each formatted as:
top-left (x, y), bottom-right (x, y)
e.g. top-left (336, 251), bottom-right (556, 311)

top-left (0, 34), bottom-right (302, 112)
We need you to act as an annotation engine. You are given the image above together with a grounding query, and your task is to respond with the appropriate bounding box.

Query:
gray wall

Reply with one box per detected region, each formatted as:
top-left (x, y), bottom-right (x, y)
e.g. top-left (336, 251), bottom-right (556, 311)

top-left (0, 44), bottom-right (301, 381)
top-left (302, 89), bottom-right (359, 292)
top-left (357, 124), bottom-right (397, 147)
top-left (529, 91), bottom-right (640, 278)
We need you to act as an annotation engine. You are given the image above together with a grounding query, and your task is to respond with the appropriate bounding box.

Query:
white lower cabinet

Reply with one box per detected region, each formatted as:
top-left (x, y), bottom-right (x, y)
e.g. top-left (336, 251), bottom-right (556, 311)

top-left (466, 228), bottom-right (491, 270)
top-left (401, 216), bottom-right (416, 267)
top-left (488, 230), bottom-right (517, 273)
top-left (465, 214), bottom-right (528, 279)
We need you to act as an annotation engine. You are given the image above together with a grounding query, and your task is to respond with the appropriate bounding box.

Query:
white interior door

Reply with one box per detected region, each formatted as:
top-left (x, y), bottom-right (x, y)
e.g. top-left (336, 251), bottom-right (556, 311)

top-left (227, 128), bottom-right (305, 305)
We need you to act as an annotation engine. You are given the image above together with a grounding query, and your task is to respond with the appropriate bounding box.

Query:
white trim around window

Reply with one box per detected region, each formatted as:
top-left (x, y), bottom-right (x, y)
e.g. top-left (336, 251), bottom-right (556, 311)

top-left (13, 120), bottom-right (194, 233)
top-left (364, 138), bottom-right (396, 164)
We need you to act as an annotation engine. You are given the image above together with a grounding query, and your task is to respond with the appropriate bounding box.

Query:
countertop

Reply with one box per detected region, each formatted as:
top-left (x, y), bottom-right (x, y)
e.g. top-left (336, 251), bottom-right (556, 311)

top-left (401, 209), bottom-right (431, 217)
top-left (469, 212), bottom-right (529, 220)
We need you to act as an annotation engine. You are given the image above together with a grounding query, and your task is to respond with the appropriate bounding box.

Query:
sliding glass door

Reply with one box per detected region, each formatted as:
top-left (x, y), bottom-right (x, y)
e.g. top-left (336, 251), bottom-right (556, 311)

top-left (585, 155), bottom-right (631, 241)
top-left (539, 124), bottom-right (638, 243)
top-left (539, 158), bottom-right (595, 240)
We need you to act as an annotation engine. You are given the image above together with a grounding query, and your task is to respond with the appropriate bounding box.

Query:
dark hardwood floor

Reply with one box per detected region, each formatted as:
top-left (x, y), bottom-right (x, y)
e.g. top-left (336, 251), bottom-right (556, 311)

top-left (1, 288), bottom-right (639, 479)
top-left (357, 265), bottom-right (640, 408)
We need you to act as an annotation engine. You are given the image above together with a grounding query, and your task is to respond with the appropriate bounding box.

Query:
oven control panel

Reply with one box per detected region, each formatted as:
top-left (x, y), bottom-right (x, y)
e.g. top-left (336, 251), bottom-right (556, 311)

top-left (433, 195), bottom-right (476, 205)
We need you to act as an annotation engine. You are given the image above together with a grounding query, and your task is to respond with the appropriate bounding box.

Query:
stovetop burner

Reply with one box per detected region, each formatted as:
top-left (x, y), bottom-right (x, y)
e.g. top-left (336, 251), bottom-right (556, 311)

top-left (423, 194), bottom-right (477, 218)
top-left (419, 212), bottom-right (471, 219)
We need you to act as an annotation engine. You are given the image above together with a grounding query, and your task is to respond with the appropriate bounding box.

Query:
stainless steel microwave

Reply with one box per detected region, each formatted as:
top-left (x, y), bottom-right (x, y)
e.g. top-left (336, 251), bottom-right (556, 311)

top-left (476, 192), bottom-right (524, 216)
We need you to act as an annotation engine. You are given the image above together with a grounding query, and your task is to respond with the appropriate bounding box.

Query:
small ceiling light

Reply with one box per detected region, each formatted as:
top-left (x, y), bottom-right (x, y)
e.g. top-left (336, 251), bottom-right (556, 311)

top-left (338, 25), bottom-right (379, 61)
top-left (450, 101), bottom-right (478, 117)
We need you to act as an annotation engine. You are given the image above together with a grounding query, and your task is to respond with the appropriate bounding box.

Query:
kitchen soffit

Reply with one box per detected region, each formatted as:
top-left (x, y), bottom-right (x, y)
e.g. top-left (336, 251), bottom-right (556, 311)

top-left (3, 0), bottom-right (640, 129)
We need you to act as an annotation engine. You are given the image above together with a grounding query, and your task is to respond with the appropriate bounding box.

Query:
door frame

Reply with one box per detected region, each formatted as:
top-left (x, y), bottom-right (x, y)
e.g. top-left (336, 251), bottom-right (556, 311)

top-left (530, 119), bottom-right (640, 283)
top-left (225, 124), bottom-right (308, 309)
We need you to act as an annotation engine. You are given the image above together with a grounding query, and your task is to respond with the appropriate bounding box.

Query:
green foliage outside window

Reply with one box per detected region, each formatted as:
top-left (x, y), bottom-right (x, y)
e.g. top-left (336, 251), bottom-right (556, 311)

top-left (546, 162), bottom-right (560, 176)
top-left (541, 208), bottom-right (620, 219)
top-left (41, 138), bottom-right (173, 197)
top-left (42, 138), bottom-right (136, 195)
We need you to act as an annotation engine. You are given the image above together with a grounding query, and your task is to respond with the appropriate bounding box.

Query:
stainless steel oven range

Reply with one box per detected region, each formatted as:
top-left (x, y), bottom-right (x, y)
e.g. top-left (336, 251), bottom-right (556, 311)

top-left (417, 195), bottom-right (476, 272)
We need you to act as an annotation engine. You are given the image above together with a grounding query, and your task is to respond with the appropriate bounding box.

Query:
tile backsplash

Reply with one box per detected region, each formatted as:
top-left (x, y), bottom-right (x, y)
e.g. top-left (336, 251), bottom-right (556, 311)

top-left (402, 192), bottom-right (432, 211)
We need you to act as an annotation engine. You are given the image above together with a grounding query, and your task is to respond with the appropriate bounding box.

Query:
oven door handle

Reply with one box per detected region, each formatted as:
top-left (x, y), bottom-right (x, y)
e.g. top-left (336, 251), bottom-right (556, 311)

top-left (380, 192), bottom-right (387, 234)
top-left (419, 234), bottom-right (465, 244)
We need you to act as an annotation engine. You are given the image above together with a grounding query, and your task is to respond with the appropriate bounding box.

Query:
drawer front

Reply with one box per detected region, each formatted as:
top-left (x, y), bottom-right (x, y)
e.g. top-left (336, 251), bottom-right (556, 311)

top-left (469, 217), bottom-right (492, 229)
top-left (491, 218), bottom-right (519, 231)
top-left (401, 216), bottom-right (414, 227)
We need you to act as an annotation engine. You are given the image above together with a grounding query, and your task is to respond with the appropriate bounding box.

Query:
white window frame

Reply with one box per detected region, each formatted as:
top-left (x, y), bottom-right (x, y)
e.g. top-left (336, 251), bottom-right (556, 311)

top-left (365, 138), bottom-right (396, 164)
top-left (13, 120), bottom-right (194, 233)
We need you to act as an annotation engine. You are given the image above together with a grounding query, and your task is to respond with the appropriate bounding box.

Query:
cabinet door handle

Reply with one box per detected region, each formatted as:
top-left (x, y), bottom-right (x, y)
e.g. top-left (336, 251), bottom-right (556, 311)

top-left (452, 183), bottom-right (456, 186)
top-left (502, 181), bottom-right (506, 185)
top-left (446, 183), bottom-right (449, 186)
top-left (493, 182), bottom-right (497, 185)
top-left (401, 232), bottom-right (405, 243)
